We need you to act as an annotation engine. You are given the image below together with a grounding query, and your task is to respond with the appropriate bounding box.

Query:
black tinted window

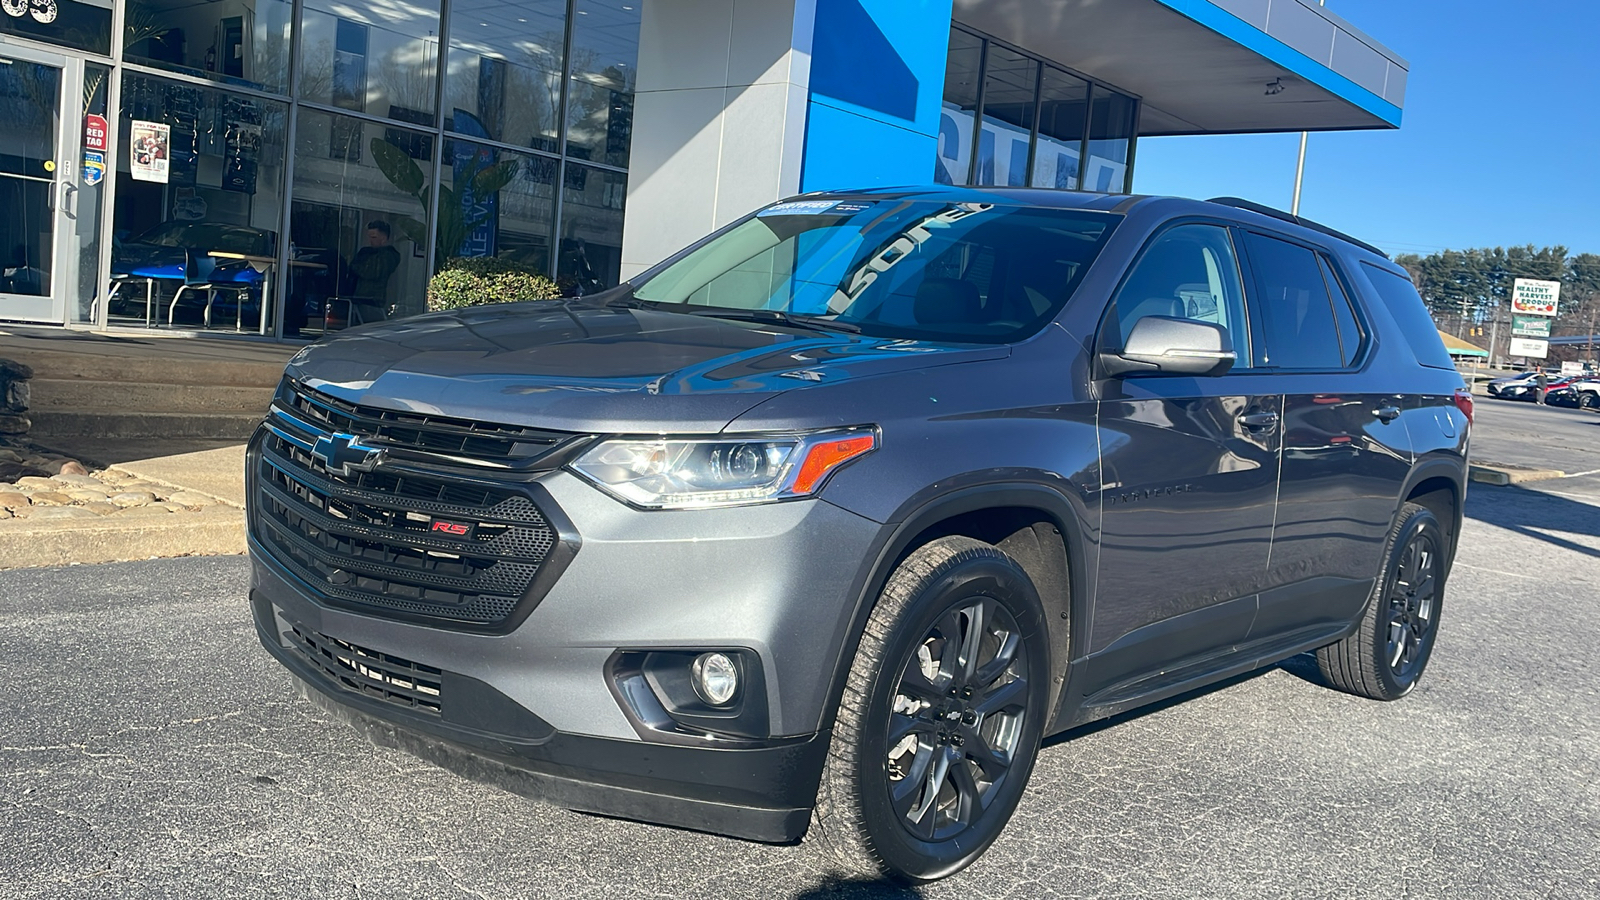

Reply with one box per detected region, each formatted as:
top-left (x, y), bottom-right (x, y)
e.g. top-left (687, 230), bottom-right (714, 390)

top-left (1244, 233), bottom-right (1343, 369)
top-left (1110, 224), bottom-right (1249, 358)
top-left (1361, 264), bottom-right (1457, 370)
top-left (1321, 256), bottom-right (1364, 365)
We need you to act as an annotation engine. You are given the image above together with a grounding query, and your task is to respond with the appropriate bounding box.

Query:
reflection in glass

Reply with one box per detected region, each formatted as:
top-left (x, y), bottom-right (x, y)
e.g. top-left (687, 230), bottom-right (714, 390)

top-left (565, 0), bottom-right (639, 167)
top-left (1032, 67), bottom-right (1088, 190)
top-left (107, 73), bottom-right (288, 332)
top-left (0, 0), bottom-right (111, 55)
top-left (0, 60), bottom-right (58, 300)
top-left (123, 0), bottom-right (293, 94)
top-left (447, 0), bottom-right (566, 152)
top-left (289, 108), bottom-right (434, 335)
top-left (300, 0), bottom-right (442, 124)
top-left (439, 141), bottom-right (557, 275)
top-left (558, 164), bottom-right (626, 295)
top-left (1085, 86), bottom-right (1137, 193)
top-left (935, 29), bottom-right (982, 185)
top-left (973, 45), bottom-right (1037, 187)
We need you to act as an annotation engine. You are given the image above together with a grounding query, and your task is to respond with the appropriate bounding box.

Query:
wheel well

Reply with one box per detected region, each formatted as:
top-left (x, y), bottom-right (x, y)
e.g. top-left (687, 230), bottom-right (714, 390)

top-left (1406, 477), bottom-right (1461, 562)
top-left (899, 507), bottom-right (1074, 725)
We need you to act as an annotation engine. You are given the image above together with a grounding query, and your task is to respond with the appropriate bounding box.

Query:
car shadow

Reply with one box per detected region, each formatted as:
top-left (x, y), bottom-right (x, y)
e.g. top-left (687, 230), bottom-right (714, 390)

top-left (1464, 482), bottom-right (1600, 561)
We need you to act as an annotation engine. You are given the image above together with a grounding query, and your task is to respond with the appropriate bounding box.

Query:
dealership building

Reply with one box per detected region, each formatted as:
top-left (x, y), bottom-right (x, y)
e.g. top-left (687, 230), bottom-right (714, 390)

top-left (0, 0), bottom-right (1406, 342)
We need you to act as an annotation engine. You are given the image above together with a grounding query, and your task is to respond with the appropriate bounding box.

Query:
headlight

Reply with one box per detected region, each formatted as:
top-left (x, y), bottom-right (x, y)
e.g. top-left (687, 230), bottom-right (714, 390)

top-left (570, 429), bottom-right (878, 509)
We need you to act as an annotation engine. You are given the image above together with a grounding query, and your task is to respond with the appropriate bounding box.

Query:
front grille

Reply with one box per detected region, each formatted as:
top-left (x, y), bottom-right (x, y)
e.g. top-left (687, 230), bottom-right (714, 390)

top-left (282, 380), bottom-right (569, 463)
top-left (251, 381), bottom-right (574, 629)
top-left (288, 623), bottom-right (443, 715)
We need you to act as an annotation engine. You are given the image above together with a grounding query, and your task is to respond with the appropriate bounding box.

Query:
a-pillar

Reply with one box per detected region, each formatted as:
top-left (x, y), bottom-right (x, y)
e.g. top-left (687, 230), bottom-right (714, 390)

top-left (620, 0), bottom-right (955, 280)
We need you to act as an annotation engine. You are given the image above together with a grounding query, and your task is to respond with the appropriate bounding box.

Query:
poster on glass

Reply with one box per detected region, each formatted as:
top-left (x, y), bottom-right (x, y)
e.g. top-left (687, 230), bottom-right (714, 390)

top-left (130, 120), bottom-right (170, 184)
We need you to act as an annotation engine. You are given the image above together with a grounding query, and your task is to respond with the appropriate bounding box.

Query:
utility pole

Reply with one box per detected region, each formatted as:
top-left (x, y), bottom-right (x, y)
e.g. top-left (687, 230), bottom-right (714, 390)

top-left (1290, 0), bottom-right (1326, 217)
top-left (1488, 301), bottom-right (1503, 369)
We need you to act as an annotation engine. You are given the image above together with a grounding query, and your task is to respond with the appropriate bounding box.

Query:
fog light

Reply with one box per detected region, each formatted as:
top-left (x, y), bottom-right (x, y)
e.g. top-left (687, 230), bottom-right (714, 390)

top-left (691, 652), bottom-right (739, 707)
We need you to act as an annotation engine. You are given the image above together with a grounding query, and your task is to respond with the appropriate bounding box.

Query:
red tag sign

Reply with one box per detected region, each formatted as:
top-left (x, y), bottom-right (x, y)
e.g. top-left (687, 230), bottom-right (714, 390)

top-left (84, 114), bottom-right (108, 152)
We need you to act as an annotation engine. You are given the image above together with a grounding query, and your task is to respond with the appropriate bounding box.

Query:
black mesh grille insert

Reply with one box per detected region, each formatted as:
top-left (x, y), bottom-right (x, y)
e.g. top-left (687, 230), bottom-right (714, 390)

top-left (252, 408), bottom-right (564, 628)
top-left (288, 624), bottom-right (443, 715)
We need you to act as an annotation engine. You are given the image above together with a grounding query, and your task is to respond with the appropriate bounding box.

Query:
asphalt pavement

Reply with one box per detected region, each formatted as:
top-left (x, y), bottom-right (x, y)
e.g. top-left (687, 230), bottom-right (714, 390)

top-left (3, 407), bottom-right (1598, 899)
top-left (1469, 395), bottom-right (1600, 498)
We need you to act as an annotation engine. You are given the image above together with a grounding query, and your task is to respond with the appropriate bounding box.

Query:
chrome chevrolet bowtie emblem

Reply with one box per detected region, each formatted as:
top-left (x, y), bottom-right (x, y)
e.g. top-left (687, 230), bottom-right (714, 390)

top-left (310, 432), bottom-right (384, 476)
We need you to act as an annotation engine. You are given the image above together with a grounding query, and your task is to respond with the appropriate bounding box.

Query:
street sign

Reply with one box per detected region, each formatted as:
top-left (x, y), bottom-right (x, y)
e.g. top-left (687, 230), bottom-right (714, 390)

top-left (1561, 361), bottom-right (1585, 376)
top-left (1511, 278), bottom-right (1560, 317)
top-left (1509, 337), bottom-right (1549, 359)
top-left (1512, 315), bottom-right (1552, 337)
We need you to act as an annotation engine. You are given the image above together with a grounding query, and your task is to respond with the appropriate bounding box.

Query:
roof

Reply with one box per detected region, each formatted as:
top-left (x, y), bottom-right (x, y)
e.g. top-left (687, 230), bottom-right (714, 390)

top-left (1439, 331), bottom-right (1488, 357)
top-left (950, 0), bottom-right (1406, 134)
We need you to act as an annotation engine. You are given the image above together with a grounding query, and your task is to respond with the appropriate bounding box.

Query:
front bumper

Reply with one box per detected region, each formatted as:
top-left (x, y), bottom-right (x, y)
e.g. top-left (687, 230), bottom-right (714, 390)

top-left (249, 443), bottom-right (883, 841)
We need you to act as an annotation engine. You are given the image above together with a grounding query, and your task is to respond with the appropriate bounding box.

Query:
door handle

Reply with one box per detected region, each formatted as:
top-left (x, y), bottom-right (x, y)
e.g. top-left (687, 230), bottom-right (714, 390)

top-left (1239, 411), bottom-right (1279, 429)
top-left (61, 182), bottom-right (78, 220)
top-left (1374, 406), bottom-right (1402, 424)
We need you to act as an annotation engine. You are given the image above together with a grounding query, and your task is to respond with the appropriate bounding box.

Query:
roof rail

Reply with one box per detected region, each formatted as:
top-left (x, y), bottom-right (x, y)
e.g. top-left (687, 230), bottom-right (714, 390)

top-left (1207, 197), bottom-right (1389, 259)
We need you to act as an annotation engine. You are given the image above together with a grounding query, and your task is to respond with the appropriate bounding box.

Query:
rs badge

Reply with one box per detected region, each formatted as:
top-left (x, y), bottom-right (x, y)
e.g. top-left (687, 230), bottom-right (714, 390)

top-left (429, 519), bottom-right (475, 539)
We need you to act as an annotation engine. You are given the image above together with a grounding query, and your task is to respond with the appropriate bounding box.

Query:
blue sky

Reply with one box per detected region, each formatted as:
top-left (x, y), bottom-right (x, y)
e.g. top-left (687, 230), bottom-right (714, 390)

top-left (1134, 1), bottom-right (1600, 258)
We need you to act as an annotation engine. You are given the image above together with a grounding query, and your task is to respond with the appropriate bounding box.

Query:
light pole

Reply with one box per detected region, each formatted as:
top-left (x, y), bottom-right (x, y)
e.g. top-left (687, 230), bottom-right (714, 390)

top-left (1290, 0), bottom-right (1327, 217)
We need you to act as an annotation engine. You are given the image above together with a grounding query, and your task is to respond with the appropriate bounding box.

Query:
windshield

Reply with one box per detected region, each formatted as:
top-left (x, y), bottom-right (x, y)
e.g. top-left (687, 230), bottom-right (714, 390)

top-left (631, 199), bottom-right (1118, 343)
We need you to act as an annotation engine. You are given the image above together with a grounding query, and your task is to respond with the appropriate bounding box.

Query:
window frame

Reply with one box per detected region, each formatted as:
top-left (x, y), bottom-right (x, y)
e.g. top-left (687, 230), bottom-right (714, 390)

top-left (1233, 226), bottom-right (1371, 374)
top-left (1094, 216), bottom-right (1257, 376)
top-left (1317, 252), bottom-right (1374, 369)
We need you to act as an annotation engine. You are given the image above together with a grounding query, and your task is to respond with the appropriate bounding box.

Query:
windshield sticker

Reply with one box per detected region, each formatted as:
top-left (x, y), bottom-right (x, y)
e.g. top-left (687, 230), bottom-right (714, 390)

top-left (828, 201), bottom-right (876, 215)
top-left (758, 200), bottom-right (845, 217)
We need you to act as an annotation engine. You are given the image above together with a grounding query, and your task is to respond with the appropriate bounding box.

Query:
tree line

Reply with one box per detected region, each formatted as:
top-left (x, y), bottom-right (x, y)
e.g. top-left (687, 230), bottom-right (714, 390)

top-left (1394, 246), bottom-right (1600, 363)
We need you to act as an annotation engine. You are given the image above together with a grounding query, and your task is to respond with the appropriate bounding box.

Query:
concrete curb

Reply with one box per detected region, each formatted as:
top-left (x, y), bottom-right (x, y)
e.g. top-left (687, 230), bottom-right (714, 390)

top-left (0, 505), bottom-right (244, 570)
top-left (1469, 462), bottom-right (1566, 486)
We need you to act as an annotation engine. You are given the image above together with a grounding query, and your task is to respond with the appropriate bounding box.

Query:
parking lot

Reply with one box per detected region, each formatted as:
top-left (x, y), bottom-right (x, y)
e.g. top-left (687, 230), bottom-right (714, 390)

top-left (3, 399), bottom-right (1598, 899)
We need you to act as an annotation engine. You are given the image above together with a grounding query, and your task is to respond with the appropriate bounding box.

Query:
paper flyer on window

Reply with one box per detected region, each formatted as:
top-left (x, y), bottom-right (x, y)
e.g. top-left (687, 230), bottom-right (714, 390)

top-left (130, 120), bottom-right (170, 184)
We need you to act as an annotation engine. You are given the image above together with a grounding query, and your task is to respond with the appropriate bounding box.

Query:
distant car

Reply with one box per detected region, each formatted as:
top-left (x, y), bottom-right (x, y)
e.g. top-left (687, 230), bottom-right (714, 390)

top-left (1486, 371), bottom-right (1537, 398)
top-left (1546, 377), bottom-right (1600, 409)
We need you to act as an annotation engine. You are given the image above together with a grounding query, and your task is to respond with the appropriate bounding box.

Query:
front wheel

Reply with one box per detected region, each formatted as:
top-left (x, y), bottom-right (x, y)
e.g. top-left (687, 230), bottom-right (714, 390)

top-left (810, 536), bottom-right (1050, 883)
top-left (1316, 503), bottom-right (1445, 700)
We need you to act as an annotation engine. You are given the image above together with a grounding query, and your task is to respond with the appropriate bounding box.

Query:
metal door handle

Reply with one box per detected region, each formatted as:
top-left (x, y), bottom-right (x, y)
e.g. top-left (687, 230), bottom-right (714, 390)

top-left (1374, 406), bottom-right (1401, 424)
top-left (1239, 412), bottom-right (1279, 429)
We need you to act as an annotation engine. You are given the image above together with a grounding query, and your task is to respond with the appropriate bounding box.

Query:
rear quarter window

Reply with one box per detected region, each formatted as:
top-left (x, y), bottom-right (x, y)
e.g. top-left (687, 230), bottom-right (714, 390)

top-left (1360, 263), bottom-right (1457, 371)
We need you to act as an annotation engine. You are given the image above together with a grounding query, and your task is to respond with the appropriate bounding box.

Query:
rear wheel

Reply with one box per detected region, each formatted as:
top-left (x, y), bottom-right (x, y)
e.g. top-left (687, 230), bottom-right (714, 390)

top-left (1580, 392), bottom-right (1598, 410)
top-left (811, 536), bottom-right (1049, 883)
top-left (1316, 503), bottom-right (1444, 700)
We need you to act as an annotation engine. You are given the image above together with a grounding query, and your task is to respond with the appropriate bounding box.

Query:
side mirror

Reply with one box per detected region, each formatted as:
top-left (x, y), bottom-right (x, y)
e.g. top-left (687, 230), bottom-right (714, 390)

top-left (1101, 315), bottom-right (1236, 378)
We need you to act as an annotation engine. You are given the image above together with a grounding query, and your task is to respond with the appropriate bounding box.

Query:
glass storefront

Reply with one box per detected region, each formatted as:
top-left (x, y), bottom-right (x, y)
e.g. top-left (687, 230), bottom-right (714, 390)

top-left (0, 0), bottom-right (638, 339)
top-left (937, 25), bottom-right (1140, 194)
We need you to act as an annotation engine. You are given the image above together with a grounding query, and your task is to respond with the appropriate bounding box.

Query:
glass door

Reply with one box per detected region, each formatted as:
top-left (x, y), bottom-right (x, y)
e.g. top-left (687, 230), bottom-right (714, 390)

top-left (0, 43), bottom-right (81, 324)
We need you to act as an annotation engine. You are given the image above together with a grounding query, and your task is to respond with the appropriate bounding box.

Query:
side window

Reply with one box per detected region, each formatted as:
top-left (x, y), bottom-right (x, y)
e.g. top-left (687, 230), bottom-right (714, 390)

top-left (1320, 256), bottom-right (1364, 366)
top-left (1110, 224), bottom-right (1248, 358)
top-left (1361, 263), bottom-right (1457, 370)
top-left (1242, 232), bottom-right (1343, 369)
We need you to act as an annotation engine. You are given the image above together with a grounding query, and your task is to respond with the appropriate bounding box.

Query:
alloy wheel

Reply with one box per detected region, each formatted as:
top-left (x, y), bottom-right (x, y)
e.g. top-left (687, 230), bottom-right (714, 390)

top-left (884, 597), bottom-right (1029, 842)
top-left (1386, 532), bottom-right (1438, 680)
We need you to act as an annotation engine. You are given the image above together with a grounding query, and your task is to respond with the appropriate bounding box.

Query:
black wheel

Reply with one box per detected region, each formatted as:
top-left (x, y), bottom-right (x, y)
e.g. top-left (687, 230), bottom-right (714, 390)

top-left (811, 536), bottom-right (1049, 883)
top-left (1316, 503), bottom-right (1445, 700)
top-left (1580, 392), bottom-right (1599, 410)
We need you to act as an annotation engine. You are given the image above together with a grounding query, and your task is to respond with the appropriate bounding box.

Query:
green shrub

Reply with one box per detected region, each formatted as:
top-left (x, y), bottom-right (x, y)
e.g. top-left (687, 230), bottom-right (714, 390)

top-left (427, 256), bottom-right (561, 311)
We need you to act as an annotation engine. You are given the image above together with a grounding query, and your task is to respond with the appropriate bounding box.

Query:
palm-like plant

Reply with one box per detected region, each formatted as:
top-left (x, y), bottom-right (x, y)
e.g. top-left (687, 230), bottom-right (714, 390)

top-left (369, 137), bottom-right (519, 268)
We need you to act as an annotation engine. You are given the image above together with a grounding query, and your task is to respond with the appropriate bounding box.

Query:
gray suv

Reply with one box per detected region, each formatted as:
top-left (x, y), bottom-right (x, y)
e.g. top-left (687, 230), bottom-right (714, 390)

top-left (247, 189), bottom-right (1471, 882)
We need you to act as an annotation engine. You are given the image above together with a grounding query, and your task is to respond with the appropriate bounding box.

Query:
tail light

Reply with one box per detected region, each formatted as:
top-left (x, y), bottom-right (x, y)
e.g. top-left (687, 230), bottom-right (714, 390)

top-left (1453, 388), bottom-right (1474, 425)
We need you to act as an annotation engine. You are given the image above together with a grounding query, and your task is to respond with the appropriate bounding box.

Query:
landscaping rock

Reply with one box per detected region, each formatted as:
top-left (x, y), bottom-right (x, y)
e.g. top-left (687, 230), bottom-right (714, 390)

top-left (81, 502), bottom-right (119, 516)
top-left (116, 505), bottom-right (172, 517)
top-left (28, 491), bottom-right (75, 506)
top-left (0, 491), bottom-right (29, 509)
top-left (0, 414), bottom-right (29, 435)
top-left (50, 472), bottom-right (100, 487)
top-left (68, 490), bottom-right (110, 502)
top-left (110, 491), bottom-right (158, 508)
top-left (0, 462), bottom-right (49, 482)
top-left (15, 477), bottom-right (57, 489)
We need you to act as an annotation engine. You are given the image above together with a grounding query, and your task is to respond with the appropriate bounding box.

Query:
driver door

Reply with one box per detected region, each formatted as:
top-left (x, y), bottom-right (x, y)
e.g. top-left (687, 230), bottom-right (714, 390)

top-left (1086, 222), bottom-right (1281, 700)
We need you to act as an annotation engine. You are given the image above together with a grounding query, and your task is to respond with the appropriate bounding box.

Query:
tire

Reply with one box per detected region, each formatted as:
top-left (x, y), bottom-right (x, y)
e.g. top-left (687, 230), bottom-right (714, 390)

top-left (1580, 392), bottom-right (1599, 410)
top-left (811, 536), bottom-right (1050, 883)
top-left (1316, 503), bottom-right (1445, 701)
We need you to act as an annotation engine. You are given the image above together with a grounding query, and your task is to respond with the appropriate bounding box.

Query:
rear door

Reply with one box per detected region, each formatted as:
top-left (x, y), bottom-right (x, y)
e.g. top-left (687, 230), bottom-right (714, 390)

top-left (1237, 231), bottom-right (1412, 642)
top-left (1088, 222), bottom-right (1280, 698)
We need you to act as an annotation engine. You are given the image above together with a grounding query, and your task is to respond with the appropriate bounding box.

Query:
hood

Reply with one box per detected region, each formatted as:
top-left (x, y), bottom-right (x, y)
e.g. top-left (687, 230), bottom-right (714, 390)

top-left (285, 300), bottom-right (1008, 433)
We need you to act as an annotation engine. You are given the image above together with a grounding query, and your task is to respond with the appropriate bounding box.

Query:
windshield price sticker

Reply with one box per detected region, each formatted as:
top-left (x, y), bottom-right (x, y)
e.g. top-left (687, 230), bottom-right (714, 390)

top-left (84, 114), bottom-right (108, 152)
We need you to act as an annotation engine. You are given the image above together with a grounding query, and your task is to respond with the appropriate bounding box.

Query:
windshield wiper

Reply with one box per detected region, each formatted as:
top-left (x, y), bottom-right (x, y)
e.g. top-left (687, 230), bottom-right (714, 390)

top-left (680, 307), bottom-right (862, 334)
